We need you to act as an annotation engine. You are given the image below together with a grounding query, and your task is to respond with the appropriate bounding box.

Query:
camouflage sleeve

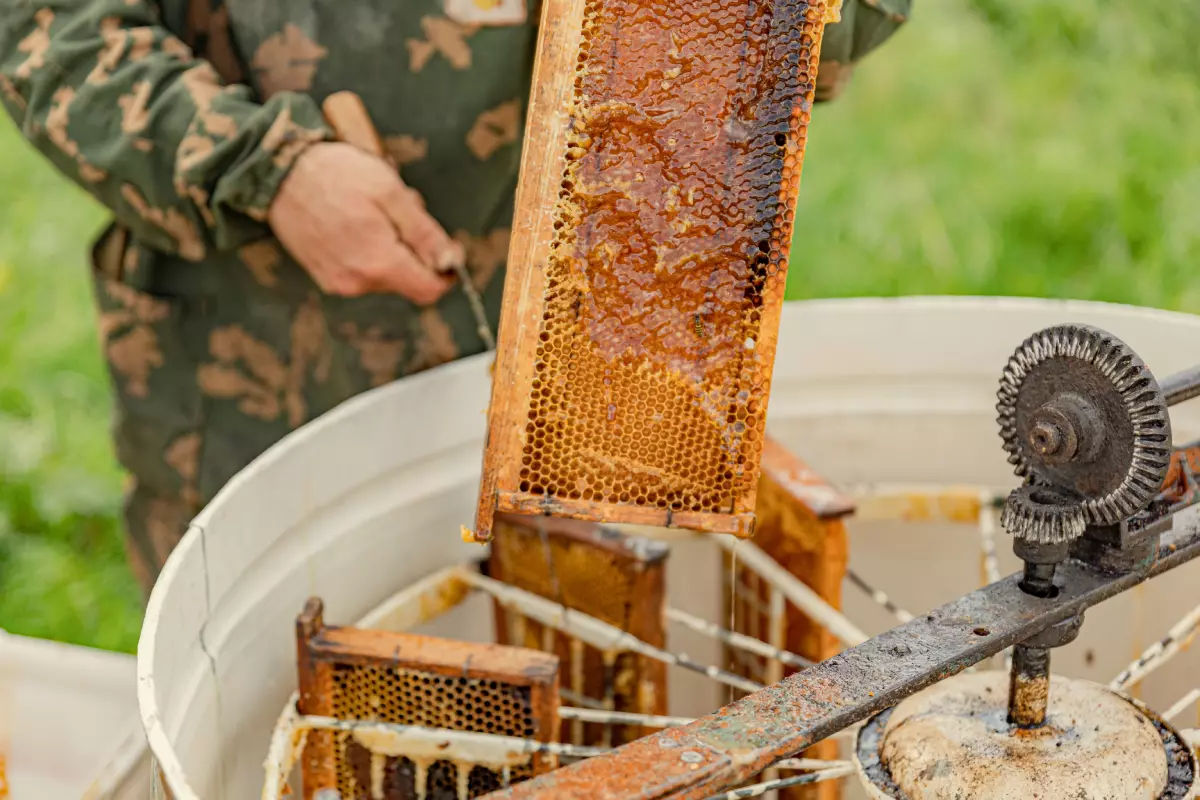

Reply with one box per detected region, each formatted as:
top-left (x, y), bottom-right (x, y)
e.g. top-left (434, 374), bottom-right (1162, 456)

top-left (0, 0), bottom-right (334, 261)
top-left (817, 0), bottom-right (912, 102)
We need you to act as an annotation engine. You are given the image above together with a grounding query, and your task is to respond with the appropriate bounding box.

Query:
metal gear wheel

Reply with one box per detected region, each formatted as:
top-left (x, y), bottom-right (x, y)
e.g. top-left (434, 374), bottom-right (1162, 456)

top-left (1000, 484), bottom-right (1087, 544)
top-left (996, 323), bottom-right (1172, 527)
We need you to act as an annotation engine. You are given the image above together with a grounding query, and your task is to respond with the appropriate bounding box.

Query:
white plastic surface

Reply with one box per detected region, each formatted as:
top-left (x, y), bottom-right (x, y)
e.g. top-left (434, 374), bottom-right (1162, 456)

top-left (0, 631), bottom-right (148, 799)
top-left (138, 297), bottom-right (1200, 800)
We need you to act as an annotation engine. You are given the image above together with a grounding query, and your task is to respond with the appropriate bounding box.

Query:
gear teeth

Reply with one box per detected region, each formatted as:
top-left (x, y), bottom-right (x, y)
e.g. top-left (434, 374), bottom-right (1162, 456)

top-left (995, 323), bottom-right (1172, 526)
top-left (1001, 485), bottom-right (1087, 544)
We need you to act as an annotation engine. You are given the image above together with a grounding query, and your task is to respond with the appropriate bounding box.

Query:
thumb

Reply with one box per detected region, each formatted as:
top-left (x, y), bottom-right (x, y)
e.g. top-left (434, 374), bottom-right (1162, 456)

top-left (365, 238), bottom-right (455, 305)
top-left (377, 181), bottom-right (466, 274)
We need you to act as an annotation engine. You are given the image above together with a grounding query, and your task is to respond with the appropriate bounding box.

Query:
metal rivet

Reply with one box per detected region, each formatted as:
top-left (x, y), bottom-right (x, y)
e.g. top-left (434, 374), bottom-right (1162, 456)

top-left (681, 750), bottom-right (704, 764)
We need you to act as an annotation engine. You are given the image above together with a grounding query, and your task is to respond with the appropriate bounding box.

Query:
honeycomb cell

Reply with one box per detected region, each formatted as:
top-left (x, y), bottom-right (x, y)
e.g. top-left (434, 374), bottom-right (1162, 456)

top-left (477, 0), bottom-right (826, 540)
top-left (326, 662), bottom-right (540, 798)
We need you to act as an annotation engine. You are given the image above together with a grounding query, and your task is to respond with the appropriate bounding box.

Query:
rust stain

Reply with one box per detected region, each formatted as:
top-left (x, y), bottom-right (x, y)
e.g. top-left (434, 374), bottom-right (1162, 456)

top-left (1161, 443), bottom-right (1200, 502)
top-left (1008, 672), bottom-right (1049, 729)
top-left (493, 731), bottom-right (731, 799)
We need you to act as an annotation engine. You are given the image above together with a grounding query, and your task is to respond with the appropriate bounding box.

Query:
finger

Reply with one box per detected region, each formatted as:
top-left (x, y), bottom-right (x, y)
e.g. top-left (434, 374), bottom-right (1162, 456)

top-left (362, 240), bottom-right (455, 305)
top-left (377, 182), bottom-right (465, 274)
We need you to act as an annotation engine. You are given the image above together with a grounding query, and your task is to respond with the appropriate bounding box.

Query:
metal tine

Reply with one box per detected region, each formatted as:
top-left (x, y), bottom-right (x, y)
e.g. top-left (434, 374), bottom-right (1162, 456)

top-left (1163, 688), bottom-right (1200, 723)
top-left (666, 607), bottom-right (814, 669)
top-left (462, 569), bottom-right (763, 694)
top-left (1111, 600), bottom-right (1200, 691)
top-left (845, 568), bottom-right (914, 625)
top-left (701, 765), bottom-right (855, 799)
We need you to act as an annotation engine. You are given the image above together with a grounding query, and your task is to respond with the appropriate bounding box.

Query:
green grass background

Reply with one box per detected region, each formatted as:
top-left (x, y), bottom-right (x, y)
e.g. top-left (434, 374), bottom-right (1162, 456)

top-left (1, 0), bottom-right (1198, 654)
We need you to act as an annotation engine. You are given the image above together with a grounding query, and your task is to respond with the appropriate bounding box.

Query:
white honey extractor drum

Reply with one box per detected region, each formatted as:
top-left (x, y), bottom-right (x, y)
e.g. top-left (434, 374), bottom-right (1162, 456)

top-left (138, 297), bottom-right (1200, 800)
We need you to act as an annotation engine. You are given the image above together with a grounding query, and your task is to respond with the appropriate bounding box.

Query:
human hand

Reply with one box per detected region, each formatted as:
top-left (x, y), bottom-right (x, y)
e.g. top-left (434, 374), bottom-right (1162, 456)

top-left (267, 142), bottom-right (463, 303)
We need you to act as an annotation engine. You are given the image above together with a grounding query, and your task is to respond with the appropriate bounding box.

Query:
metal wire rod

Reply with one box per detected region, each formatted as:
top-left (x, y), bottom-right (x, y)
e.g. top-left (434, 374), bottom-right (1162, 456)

top-left (1163, 688), bottom-right (1200, 723)
top-left (300, 713), bottom-right (612, 761)
top-left (978, 494), bottom-right (1003, 586)
top-left (845, 568), bottom-right (914, 624)
top-left (460, 569), bottom-right (764, 694)
top-left (666, 606), bottom-right (814, 668)
top-left (1161, 364), bottom-right (1200, 406)
top-left (773, 758), bottom-right (854, 771)
top-left (558, 706), bottom-right (696, 728)
top-left (1111, 600), bottom-right (1200, 690)
top-left (701, 765), bottom-right (855, 799)
top-left (716, 537), bottom-right (868, 647)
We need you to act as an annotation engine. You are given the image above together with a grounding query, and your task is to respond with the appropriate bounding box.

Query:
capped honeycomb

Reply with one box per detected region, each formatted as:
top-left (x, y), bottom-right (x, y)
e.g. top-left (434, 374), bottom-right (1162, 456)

top-left (487, 513), bottom-right (668, 745)
top-left (333, 665), bottom-right (539, 798)
top-left (475, 0), bottom-right (834, 542)
top-left (295, 599), bottom-right (560, 800)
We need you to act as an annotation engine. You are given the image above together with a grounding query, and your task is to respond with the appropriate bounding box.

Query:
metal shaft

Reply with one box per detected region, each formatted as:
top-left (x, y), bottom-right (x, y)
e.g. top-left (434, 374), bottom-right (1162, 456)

top-left (1008, 644), bottom-right (1051, 728)
top-left (1010, 552), bottom-right (1058, 728)
top-left (1019, 561), bottom-right (1057, 598)
top-left (1162, 364), bottom-right (1200, 407)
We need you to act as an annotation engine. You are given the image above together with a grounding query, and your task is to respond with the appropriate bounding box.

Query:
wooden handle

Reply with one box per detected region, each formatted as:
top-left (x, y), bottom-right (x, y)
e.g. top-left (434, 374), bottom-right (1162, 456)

top-left (322, 91), bottom-right (390, 163)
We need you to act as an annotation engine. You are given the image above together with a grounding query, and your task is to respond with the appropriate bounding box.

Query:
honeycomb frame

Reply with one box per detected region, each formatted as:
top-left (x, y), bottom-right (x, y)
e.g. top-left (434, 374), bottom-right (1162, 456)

top-left (295, 598), bottom-right (561, 800)
top-left (722, 436), bottom-right (852, 800)
top-left (473, 0), bottom-right (835, 543)
top-left (487, 512), bottom-right (669, 745)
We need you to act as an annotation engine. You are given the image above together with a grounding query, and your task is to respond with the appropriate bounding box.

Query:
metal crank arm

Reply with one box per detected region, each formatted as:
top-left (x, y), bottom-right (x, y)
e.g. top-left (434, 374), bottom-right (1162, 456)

top-left (1162, 364), bottom-right (1200, 407)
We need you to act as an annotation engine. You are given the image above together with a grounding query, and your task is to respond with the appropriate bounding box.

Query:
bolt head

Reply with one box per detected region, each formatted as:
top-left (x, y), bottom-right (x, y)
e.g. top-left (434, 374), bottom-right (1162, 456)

top-left (1028, 407), bottom-right (1080, 464)
top-left (1030, 420), bottom-right (1065, 456)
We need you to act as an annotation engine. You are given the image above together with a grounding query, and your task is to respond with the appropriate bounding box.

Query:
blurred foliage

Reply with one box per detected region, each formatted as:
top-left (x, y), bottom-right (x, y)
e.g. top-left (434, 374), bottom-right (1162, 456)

top-left (0, 120), bottom-right (140, 652)
top-left (790, 0), bottom-right (1200, 309)
top-left (0, 0), bottom-right (1197, 653)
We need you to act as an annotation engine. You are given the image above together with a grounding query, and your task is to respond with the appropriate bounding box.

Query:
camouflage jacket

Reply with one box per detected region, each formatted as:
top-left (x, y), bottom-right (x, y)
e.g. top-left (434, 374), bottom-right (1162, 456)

top-left (0, 0), bottom-right (908, 570)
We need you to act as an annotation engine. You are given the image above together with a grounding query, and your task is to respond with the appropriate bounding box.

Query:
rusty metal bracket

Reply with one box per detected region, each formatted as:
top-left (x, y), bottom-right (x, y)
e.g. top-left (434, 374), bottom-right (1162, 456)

top-left (484, 507), bottom-right (1200, 800)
